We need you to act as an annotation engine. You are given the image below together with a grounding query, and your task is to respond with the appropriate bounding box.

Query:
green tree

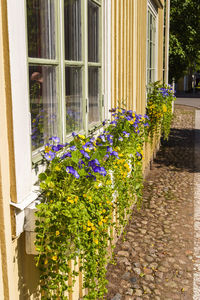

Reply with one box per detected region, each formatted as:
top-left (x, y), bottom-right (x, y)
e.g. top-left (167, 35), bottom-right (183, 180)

top-left (169, 0), bottom-right (200, 81)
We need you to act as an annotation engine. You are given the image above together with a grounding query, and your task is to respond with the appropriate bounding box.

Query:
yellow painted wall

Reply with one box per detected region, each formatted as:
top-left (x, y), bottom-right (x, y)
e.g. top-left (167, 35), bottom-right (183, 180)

top-left (0, 0), bottom-right (166, 299)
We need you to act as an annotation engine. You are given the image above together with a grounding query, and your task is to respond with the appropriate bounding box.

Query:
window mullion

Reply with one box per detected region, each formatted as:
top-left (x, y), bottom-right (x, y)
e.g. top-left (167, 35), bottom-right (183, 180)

top-left (83, 0), bottom-right (88, 135)
top-left (59, 0), bottom-right (66, 143)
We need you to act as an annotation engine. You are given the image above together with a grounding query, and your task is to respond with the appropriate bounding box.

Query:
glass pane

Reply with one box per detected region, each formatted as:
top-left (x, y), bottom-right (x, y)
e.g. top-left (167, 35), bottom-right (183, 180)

top-left (64, 0), bottom-right (82, 61)
top-left (29, 65), bottom-right (58, 151)
top-left (27, 0), bottom-right (56, 59)
top-left (88, 67), bottom-right (100, 124)
top-left (65, 67), bottom-right (83, 133)
top-left (88, 0), bottom-right (99, 62)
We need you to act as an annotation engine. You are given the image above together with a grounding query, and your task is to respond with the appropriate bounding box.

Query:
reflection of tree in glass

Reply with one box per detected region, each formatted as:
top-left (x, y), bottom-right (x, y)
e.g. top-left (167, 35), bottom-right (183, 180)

top-left (66, 107), bottom-right (81, 134)
top-left (30, 76), bottom-right (45, 150)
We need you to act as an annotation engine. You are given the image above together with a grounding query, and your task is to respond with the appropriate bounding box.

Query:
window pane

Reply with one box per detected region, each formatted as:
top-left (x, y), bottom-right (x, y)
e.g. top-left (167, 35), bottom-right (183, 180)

top-left (64, 0), bottom-right (82, 61)
top-left (29, 65), bottom-right (58, 151)
top-left (88, 0), bottom-right (99, 62)
top-left (88, 67), bottom-right (100, 124)
top-left (65, 67), bottom-right (83, 133)
top-left (27, 0), bottom-right (56, 59)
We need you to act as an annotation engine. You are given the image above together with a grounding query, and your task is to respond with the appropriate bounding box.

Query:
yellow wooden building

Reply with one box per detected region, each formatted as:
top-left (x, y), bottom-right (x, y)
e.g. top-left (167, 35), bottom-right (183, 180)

top-left (0, 0), bottom-right (169, 298)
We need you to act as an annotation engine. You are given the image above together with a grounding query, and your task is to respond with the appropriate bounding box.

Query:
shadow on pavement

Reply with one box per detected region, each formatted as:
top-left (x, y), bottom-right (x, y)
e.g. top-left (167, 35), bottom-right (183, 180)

top-left (153, 128), bottom-right (198, 173)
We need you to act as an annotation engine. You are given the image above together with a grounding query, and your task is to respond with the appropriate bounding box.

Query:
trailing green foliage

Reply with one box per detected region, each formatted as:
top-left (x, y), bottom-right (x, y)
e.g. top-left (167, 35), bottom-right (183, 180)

top-left (35, 87), bottom-right (175, 299)
top-left (35, 108), bottom-right (148, 299)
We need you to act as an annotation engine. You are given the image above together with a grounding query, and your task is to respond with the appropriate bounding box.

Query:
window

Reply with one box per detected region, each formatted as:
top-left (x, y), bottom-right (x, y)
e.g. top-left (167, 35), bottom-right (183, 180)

top-left (147, 1), bottom-right (157, 85)
top-left (26, 0), bottom-right (102, 157)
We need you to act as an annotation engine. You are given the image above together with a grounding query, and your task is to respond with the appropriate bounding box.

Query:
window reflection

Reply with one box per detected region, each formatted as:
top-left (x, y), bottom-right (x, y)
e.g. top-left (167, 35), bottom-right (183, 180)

top-left (64, 0), bottom-right (82, 61)
top-left (88, 67), bottom-right (100, 124)
top-left (65, 67), bottom-right (83, 133)
top-left (29, 65), bottom-right (58, 151)
top-left (27, 0), bottom-right (55, 59)
top-left (88, 0), bottom-right (99, 62)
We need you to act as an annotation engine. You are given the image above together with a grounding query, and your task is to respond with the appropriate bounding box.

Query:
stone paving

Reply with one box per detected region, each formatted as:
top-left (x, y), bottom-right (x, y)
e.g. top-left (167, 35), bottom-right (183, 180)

top-left (106, 106), bottom-right (195, 300)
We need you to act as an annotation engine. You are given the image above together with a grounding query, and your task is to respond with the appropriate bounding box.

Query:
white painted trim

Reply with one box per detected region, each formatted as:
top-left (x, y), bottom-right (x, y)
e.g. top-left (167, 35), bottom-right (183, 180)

top-left (146, 0), bottom-right (159, 87)
top-left (103, 0), bottom-right (111, 120)
top-left (7, 0), bottom-right (33, 203)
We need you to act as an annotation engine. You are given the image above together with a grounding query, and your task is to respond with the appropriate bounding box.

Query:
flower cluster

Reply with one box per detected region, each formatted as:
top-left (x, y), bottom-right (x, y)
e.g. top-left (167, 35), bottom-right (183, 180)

top-left (36, 106), bottom-right (149, 299)
top-left (146, 82), bottom-right (175, 141)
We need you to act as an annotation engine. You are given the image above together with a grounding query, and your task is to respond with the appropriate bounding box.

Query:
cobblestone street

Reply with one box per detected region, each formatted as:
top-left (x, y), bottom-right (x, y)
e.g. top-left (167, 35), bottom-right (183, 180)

top-left (106, 106), bottom-right (195, 300)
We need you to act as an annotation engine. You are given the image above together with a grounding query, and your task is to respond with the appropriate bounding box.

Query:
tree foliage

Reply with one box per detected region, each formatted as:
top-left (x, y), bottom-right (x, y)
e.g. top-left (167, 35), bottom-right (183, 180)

top-left (169, 0), bottom-right (200, 81)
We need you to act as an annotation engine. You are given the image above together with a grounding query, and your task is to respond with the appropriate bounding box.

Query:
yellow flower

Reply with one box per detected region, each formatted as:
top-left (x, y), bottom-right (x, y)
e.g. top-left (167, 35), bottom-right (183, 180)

top-left (44, 259), bottom-right (48, 265)
top-left (78, 134), bottom-right (86, 139)
top-left (87, 227), bottom-right (91, 231)
top-left (44, 146), bottom-right (51, 153)
top-left (67, 197), bottom-right (74, 204)
top-left (55, 165), bottom-right (61, 171)
top-left (74, 196), bottom-right (78, 203)
top-left (56, 231), bottom-right (60, 236)
top-left (162, 104), bottom-right (167, 112)
top-left (87, 220), bottom-right (93, 227)
top-left (93, 238), bottom-right (98, 245)
top-left (124, 163), bottom-right (129, 169)
top-left (98, 221), bottom-right (103, 226)
top-left (52, 255), bottom-right (57, 261)
top-left (129, 120), bottom-right (134, 125)
top-left (106, 180), bottom-right (112, 185)
top-left (85, 147), bottom-right (91, 152)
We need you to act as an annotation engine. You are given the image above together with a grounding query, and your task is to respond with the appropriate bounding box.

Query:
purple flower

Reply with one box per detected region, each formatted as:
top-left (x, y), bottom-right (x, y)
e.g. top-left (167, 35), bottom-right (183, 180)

top-left (49, 136), bottom-right (60, 143)
top-left (107, 146), bottom-right (113, 153)
top-left (78, 159), bottom-right (85, 169)
top-left (88, 159), bottom-right (100, 167)
top-left (52, 144), bottom-right (64, 152)
top-left (44, 151), bottom-right (55, 161)
top-left (144, 122), bottom-right (149, 127)
top-left (102, 120), bottom-right (106, 126)
top-left (110, 151), bottom-right (119, 158)
top-left (99, 134), bottom-right (106, 142)
top-left (72, 132), bottom-right (78, 137)
top-left (60, 152), bottom-right (72, 160)
top-left (136, 152), bottom-right (142, 160)
top-left (144, 114), bottom-right (150, 120)
top-left (70, 146), bottom-right (76, 151)
top-left (122, 131), bottom-right (130, 138)
top-left (107, 135), bottom-right (113, 143)
top-left (118, 137), bottom-right (123, 141)
top-left (66, 166), bottom-right (80, 178)
top-left (80, 150), bottom-right (90, 159)
top-left (83, 142), bottom-right (94, 151)
top-left (110, 120), bottom-right (117, 126)
top-left (93, 166), bottom-right (107, 176)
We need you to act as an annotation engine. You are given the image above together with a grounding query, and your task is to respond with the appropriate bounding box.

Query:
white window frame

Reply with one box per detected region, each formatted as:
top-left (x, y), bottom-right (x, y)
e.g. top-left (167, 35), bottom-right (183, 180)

top-left (146, 0), bottom-right (158, 86)
top-left (7, 0), bottom-right (111, 236)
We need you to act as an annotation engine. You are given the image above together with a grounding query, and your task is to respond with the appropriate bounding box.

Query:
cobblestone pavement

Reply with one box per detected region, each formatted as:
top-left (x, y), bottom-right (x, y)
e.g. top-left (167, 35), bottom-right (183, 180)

top-left (106, 106), bottom-right (195, 300)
